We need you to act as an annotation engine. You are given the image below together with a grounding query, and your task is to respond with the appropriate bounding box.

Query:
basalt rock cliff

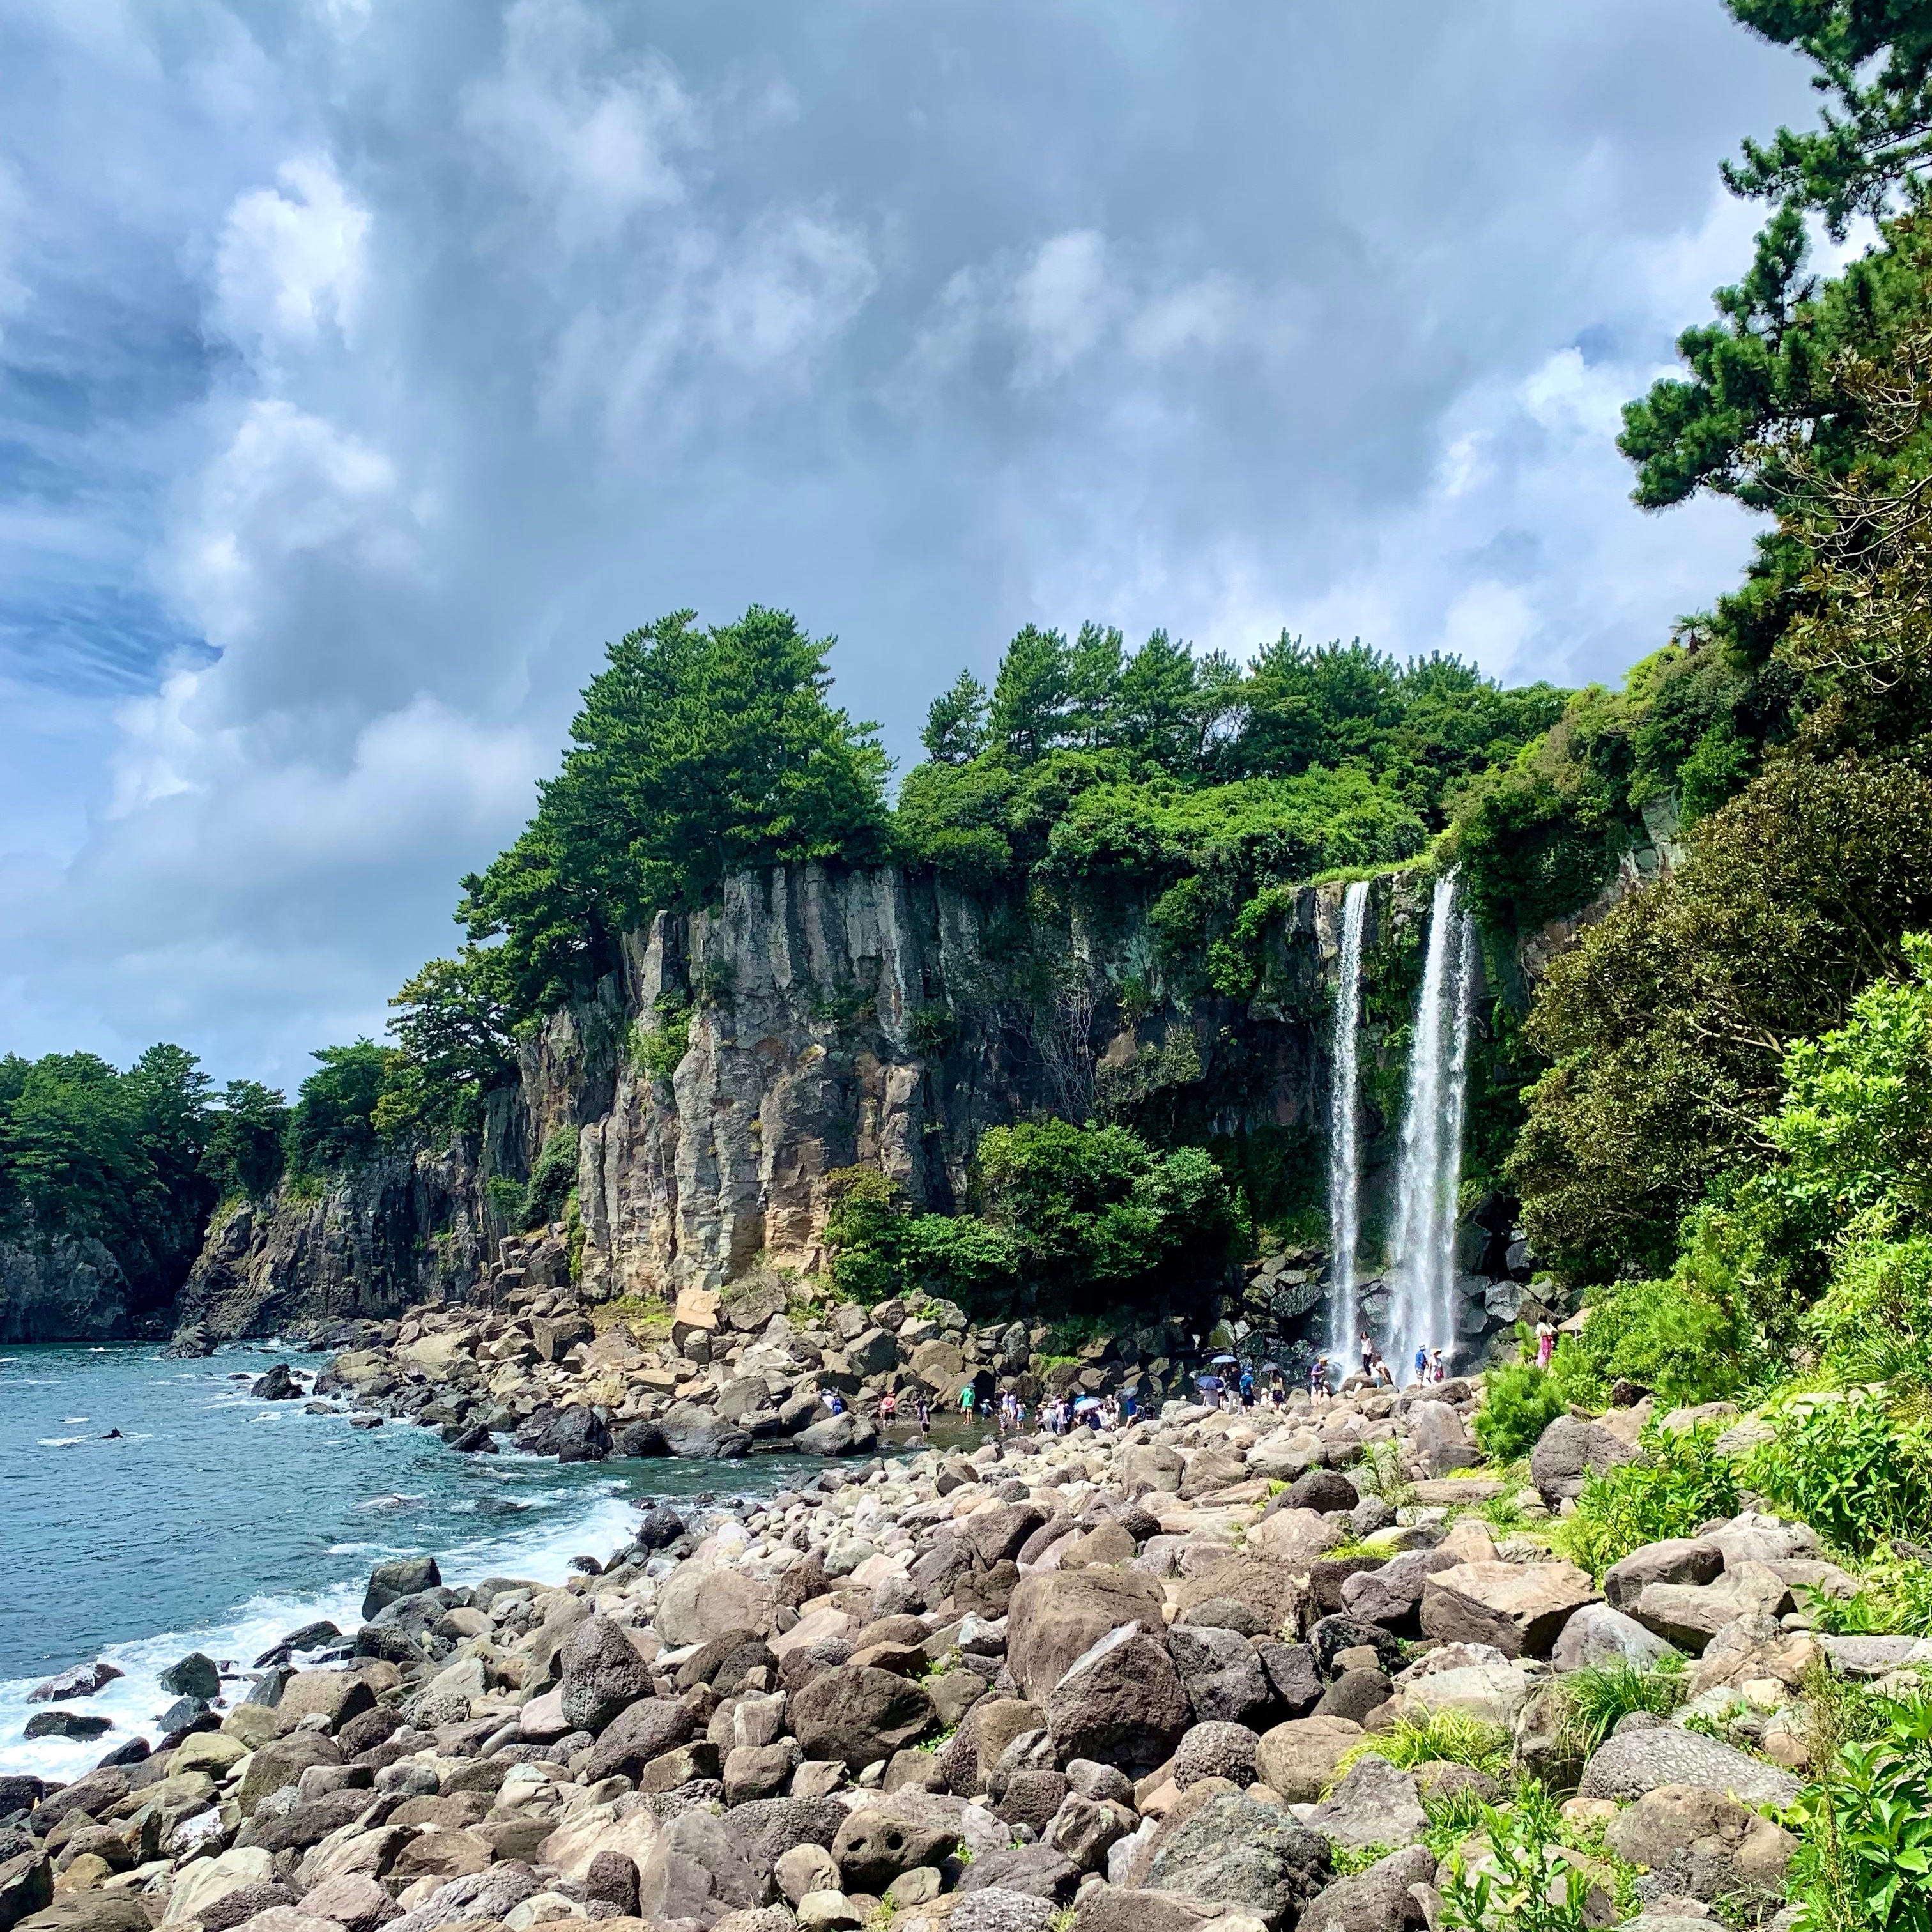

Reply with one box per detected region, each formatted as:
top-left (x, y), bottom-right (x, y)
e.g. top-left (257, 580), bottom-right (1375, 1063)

top-left (171, 861), bottom-right (1438, 1342)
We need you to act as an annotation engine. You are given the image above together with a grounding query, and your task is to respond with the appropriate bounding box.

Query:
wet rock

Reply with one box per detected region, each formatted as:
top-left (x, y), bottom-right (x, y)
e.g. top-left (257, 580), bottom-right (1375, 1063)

top-left (27, 1664), bottom-right (122, 1705)
top-left (252, 1363), bottom-right (300, 1401)
top-left (158, 1653), bottom-right (221, 1703)
top-left (360, 1558), bottom-right (440, 1621)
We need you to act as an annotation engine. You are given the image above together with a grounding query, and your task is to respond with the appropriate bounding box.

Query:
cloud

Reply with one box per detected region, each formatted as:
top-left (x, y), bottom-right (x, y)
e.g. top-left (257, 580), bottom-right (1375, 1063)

top-left (0, 0), bottom-right (1830, 1079)
top-left (463, 0), bottom-right (700, 247)
top-left (213, 156), bottom-right (369, 355)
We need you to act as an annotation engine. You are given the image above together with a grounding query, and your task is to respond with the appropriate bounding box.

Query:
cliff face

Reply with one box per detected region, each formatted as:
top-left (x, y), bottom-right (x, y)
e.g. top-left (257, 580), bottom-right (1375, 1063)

top-left (0, 1234), bottom-right (132, 1342)
top-left (171, 859), bottom-right (1436, 1338)
top-left (576, 862), bottom-right (1436, 1298)
top-left (171, 1144), bottom-right (489, 1342)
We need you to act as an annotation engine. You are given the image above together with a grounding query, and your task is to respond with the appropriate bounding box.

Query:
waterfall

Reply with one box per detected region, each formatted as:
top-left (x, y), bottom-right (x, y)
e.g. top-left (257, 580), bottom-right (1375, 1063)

top-left (1383, 871), bottom-right (1478, 1382)
top-left (1324, 880), bottom-right (1370, 1363)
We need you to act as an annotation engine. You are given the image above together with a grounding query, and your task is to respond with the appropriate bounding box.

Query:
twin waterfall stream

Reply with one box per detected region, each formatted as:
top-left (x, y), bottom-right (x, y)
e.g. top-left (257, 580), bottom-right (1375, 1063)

top-left (1324, 872), bottom-right (1478, 1381)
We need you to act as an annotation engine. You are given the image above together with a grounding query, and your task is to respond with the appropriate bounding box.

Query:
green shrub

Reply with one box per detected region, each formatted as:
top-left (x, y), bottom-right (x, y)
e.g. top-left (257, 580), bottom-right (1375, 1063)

top-left (1334, 1710), bottom-right (1512, 1784)
top-left (1439, 1803), bottom-right (1595, 1932)
top-left (485, 1174), bottom-right (528, 1227)
top-left (1474, 1361), bottom-right (1567, 1463)
top-left (1554, 1421), bottom-right (1740, 1579)
top-left (1804, 1547), bottom-right (1932, 1639)
top-left (1807, 1230), bottom-right (1932, 1390)
top-left (524, 1125), bottom-right (579, 1230)
top-left (632, 1000), bottom-right (692, 1085)
top-left (1547, 1245), bottom-right (1763, 1410)
top-left (1789, 1689), bottom-right (1932, 1932)
top-left (1747, 1393), bottom-right (1932, 1556)
top-left (1557, 1658), bottom-right (1686, 1756)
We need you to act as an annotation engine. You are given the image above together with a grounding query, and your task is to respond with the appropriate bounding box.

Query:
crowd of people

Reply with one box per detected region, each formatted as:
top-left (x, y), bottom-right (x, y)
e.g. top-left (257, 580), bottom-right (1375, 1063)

top-left (832, 1317), bottom-right (1563, 1438)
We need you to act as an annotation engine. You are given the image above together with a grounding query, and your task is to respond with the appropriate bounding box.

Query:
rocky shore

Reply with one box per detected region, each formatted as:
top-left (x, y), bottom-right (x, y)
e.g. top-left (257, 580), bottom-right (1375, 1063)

top-left (0, 1308), bottom-right (1874, 1932)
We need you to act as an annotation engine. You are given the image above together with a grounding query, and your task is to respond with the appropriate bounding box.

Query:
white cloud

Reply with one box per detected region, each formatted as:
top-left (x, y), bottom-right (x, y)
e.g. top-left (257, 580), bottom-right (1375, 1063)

top-left (706, 210), bottom-right (878, 372)
top-left (463, 0), bottom-right (700, 247)
top-left (1124, 275), bottom-right (1243, 362)
top-left (1011, 229), bottom-right (1119, 383)
top-left (213, 156), bottom-right (369, 355)
top-left (169, 398), bottom-right (406, 656)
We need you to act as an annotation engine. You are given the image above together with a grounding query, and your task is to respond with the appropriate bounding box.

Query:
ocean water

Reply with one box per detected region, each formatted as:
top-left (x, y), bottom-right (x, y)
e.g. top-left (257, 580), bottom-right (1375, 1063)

top-left (0, 1343), bottom-right (822, 1780)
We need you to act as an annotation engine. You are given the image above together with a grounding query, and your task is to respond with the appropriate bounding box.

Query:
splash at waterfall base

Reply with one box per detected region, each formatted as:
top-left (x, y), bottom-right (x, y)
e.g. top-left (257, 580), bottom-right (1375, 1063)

top-left (1226, 1187), bottom-right (1549, 1390)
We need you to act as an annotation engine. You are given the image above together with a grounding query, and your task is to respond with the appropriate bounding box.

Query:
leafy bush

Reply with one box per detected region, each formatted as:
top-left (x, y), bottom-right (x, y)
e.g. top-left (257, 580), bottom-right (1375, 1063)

top-left (284, 1041), bottom-right (390, 1177)
top-left (1747, 1394), bottom-right (1932, 1556)
top-left (1554, 1422), bottom-right (1740, 1579)
top-left (1806, 1232), bottom-right (1932, 1390)
top-left (632, 1000), bottom-right (692, 1086)
top-left (524, 1126), bottom-right (580, 1231)
top-left (1439, 1804), bottom-right (1595, 1932)
top-left (820, 1121), bottom-right (1238, 1318)
top-left (1804, 1547), bottom-right (1932, 1640)
top-left (1333, 1710), bottom-right (1512, 1784)
top-left (485, 1174), bottom-right (529, 1228)
top-left (1546, 1227), bottom-right (1768, 1409)
top-left (1789, 1689), bottom-right (1932, 1932)
top-left (1557, 1659), bottom-right (1686, 1756)
top-left (1474, 1361), bottom-right (1567, 1462)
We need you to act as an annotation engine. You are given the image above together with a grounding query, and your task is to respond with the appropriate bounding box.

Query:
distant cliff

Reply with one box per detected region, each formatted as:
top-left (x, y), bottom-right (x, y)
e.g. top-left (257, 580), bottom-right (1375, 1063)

top-left (171, 860), bottom-right (1443, 1341)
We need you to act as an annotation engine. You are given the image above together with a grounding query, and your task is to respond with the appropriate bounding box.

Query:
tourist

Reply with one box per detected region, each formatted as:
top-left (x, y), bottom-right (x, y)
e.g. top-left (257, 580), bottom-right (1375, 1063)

top-left (1413, 1344), bottom-right (1430, 1386)
top-left (1308, 1355), bottom-right (1328, 1403)
top-left (1430, 1347), bottom-right (1446, 1382)
top-left (1239, 1364), bottom-right (1255, 1406)
top-left (958, 1381), bottom-right (976, 1415)
top-left (1535, 1318), bottom-right (1556, 1369)
top-left (1359, 1330), bottom-right (1375, 1381)
top-left (917, 1398), bottom-right (931, 1438)
top-left (879, 1390), bottom-right (898, 1421)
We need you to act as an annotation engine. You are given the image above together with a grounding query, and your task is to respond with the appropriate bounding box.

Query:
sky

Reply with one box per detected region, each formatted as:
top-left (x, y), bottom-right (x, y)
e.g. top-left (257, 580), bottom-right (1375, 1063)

top-left (0, 0), bottom-right (1827, 1089)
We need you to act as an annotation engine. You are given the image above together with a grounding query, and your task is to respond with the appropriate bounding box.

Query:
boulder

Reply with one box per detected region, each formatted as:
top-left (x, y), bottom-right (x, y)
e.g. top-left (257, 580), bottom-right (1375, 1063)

top-left (1118, 1445), bottom-right (1185, 1494)
top-left (1304, 1758), bottom-right (1428, 1851)
top-left (1169, 1625), bottom-right (1273, 1729)
top-left (832, 1799), bottom-right (963, 1893)
top-left (1579, 1728), bottom-right (1802, 1809)
top-left (1140, 1791), bottom-right (1331, 1928)
top-left (1007, 1570), bottom-right (1166, 1702)
top-left (295, 1873), bottom-right (400, 1932)
top-left (162, 1848), bottom-right (276, 1926)
top-left (637, 1809), bottom-right (769, 1928)
top-left (657, 1567), bottom-right (778, 1645)
top-left (275, 1671), bottom-right (376, 1736)
top-left (1339, 1551), bottom-right (1458, 1633)
top-left (946, 1891), bottom-right (1059, 1932)
top-left (1529, 1415), bottom-right (1638, 1504)
top-left (969, 1505), bottom-right (1050, 1567)
top-left (237, 1734), bottom-right (341, 1815)
top-left (1632, 1565), bottom-right (1795, 1653)
top-left (560, 1616), bottom-right (654, 1733)
top-left (1418, 1561), bottom-right (1597, 1659)
top-left (1552, 1604), bottom-right (1682, 1673)
top-left (790, 1667), bottom-right (934, 1768)
top-left (795, 1414), bottom-right (879, 1457)
top-left (383, 1864), bottom-right (542, 1932)
top-left (1284, 1470), bottom-right (1359, 1514)
top-left (0, 1853), bottom-right (52, 1932)
top-left (1255, 1717), bottom-right (1363, 1804)
top-left (157, 1650), bottom-right (220, 1700)
top-left (583, 1700), bottom-right (699, 1785)
top-left (1391, 1662), bottom-right (1536, 1730)
top-left (1171, 1721), bottom-right (1261, 1789)
top-left (1602, 1540), bottom-right (1722, 1614)
top-left (1294, 1844), bottom-right (1435, 1932)
top-left (361, 1558), bottom-right (440, 1621)
top-left (1046, 1628), bottom-right (1192, 1773)
top-left (1248, 1509), bottom-right (1342, 1569)
top-left (1406, 1402), bottom-right (1478, 1478)
top-left (1602, 1784), bottom-right (1797, 1903)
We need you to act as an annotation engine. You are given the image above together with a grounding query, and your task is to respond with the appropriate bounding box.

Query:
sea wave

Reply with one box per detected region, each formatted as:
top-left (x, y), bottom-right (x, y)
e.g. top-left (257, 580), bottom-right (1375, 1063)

top-left (0, 1478), bottom-right (651, 1780)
